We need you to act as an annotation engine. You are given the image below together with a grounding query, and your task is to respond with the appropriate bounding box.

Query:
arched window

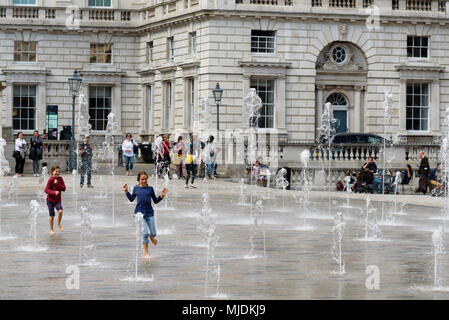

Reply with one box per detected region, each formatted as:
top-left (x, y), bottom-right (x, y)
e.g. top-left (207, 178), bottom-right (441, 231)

top-left (326, 93), bottom-right (348, 106)
top-left (326, 93), bottom-right (348, 133)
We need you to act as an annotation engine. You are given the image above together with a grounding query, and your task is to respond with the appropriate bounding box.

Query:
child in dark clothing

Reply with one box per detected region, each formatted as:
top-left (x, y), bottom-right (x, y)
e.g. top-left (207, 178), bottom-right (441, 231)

top-left (44, 166), bottom-right (66, 235)
top-left (123, 171), bottom-right (168, 261)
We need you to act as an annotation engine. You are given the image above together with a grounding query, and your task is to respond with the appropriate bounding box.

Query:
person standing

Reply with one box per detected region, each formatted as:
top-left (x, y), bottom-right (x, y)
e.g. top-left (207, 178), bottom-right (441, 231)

top-left (79, 135), bottom-right (94, 188)
top-left (14, 132), bottom-right (26, 177)
top-left (203, 135), bottom-right (219, 180)
top-left (29, 130), bottom-right (43, 177)
top-left (122, 133), bottom-right (138, 176)
top-left (173, 136), bottom-right (187, 178)
top-left (416, 151), bottom-right (430, 195)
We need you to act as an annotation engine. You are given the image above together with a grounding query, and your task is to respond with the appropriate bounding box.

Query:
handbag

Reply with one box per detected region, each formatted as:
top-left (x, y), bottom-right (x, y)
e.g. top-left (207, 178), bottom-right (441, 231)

top-left (13, 151), bottom-right (21, 159)
top-left (132, 140), bottom-right (139, 154)
top-left (172, 153), bottom-right (182, 165)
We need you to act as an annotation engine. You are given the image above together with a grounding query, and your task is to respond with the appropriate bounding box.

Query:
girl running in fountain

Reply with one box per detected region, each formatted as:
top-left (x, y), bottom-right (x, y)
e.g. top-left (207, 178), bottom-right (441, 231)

top-left (44, 166), bottom-right (66, 235)
top-left (123, 171), bottom-right (168, 261)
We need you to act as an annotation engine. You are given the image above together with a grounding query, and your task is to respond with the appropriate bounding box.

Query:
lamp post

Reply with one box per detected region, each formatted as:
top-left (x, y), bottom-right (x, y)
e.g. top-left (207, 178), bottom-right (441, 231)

top-left (68, 68), bottom-right (82, 172)
top-left (212, 82), bottom-right (223, 140)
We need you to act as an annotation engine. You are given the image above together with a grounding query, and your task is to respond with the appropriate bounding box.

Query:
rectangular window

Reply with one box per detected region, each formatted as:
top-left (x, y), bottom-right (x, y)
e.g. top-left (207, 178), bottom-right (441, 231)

top-left (13, 85), bottom-right (36, 131)
top-left (167, 37), bottom-right (174, 61)
top-left (14, 41), bottom-right (37, 62)
top-left (251, 30), bottom-right (275, 54)
top-left (250, 78), bottom-right (275, 129)
top-left (89, 86), bottom-right (112, 131)
top-left (88, 0), bottom-right (112, 6)
top-left (165, 82), bottom-right (173, 129)
top-left (147, 41), bottom-right (154, 63)
top-left (188, 79), bottom-right (195, 128)
top-left (90, 43), bottom-right (112, 64)
top-left (146, 85), bottom-right (152, 131)
top-left (407, 36), bottom-right (429, 58)
top-left (13, 0), bottom-right (36, 4)
top-left (406, 82), bottom-right (429, 131)
top-left (190, 32), bottom-right (197, 55)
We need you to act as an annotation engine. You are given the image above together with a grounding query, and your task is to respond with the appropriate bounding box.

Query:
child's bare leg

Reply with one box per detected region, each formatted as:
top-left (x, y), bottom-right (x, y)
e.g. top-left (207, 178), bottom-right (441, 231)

top-left (49, 216), bottom-right (55, 235)
top-left (57, 210), bottom-right (64, 231)
top-left (150, 236), bottom-right (157, 246)
top-left (143, 243), bottom-right (150, 260)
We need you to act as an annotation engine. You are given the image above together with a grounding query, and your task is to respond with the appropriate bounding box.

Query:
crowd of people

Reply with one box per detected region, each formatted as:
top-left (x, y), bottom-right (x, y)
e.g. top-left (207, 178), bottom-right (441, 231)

top-left (339, 151), bottom-right (447, 197)
top-left (9, 131), bottom-right (448, 197)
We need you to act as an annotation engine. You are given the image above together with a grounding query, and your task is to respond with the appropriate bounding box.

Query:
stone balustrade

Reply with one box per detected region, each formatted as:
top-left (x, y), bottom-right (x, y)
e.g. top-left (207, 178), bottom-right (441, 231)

top-left (0, 0), bottom-right (446, 29)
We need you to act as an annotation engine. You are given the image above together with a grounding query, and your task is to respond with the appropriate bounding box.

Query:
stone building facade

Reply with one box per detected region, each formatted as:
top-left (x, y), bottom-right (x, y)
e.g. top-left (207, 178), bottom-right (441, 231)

top-left (0, 0), bottom-right (448, 171)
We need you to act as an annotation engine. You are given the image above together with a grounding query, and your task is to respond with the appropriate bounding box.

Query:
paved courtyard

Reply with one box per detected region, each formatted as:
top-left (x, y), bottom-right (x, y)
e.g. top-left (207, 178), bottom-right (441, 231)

top-left (0, 173), bottom-right (449, 299)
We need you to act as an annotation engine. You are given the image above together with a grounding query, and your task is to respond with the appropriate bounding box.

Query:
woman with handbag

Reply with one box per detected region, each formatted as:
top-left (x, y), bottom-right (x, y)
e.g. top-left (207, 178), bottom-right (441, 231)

top-left (14, 132), bottom-right (26, 176)
top-left (122, 133), bottom-right (138, 176)
top-left (29, 130), bottom-right (43, 177)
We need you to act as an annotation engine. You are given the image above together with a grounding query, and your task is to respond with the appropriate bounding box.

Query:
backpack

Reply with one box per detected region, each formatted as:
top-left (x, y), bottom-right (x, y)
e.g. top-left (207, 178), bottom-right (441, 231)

top-left (336, 181), bottom-right (344, 191)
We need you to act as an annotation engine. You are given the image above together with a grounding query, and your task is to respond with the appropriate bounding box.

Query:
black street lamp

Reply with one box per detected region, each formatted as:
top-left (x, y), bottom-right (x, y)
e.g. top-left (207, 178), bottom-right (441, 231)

top-left (68, 68), bottom-right (82, 172)
top-left (212, 82), bottom-right (223, 140)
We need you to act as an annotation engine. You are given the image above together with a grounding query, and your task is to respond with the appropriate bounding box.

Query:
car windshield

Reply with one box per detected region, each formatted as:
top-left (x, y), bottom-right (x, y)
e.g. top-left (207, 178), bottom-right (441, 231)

top-left (367, 136), bottom-right (383, 144)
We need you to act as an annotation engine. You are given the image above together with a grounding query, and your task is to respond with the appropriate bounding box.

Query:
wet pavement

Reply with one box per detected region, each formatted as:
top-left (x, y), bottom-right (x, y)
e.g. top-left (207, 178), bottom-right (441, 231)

top-left (0, 174), bottom-right (449, 299)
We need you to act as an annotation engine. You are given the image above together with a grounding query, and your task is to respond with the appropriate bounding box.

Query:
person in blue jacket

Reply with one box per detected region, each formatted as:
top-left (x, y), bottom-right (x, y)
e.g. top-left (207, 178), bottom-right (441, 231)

top-left (123, 171), bottom-right (168, 261)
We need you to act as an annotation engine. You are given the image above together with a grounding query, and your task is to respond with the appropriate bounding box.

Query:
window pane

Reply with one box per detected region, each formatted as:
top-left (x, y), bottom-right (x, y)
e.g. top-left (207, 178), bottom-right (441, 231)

top-left (414, 37), bottom-right (420, 46)
top-left (407, 36), bottom-right (413, 47)
top-left (421, 48), bottom-right (428, 58)
top-left (422, 37), bottom-right (428, 47)
top-left (421, 119), bottom-right (428, 131)
top-left (413, 119), bottom-right (420, 130)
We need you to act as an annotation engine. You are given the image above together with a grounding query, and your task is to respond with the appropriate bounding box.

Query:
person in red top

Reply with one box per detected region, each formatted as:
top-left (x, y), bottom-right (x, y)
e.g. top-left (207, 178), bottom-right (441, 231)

top-left (45, 166), bottom-right (66, 235)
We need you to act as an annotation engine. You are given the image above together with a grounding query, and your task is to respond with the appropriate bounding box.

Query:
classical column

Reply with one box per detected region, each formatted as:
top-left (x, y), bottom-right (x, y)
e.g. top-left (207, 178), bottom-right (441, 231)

top-left (353, 85), bottom-right (363, 132)
top-left (430, 79), bottom-right (440, 134)
top-left (316, 84), bottom-right (325, 139)
top-left (398, 79), bottom-right (407, 135)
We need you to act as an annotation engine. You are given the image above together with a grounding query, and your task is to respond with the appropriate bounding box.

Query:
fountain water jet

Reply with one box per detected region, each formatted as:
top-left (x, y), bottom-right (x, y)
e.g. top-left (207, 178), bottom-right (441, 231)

top-left (78, 206), bottom-right (100, 267)
top-left (197, 193), bottom-right (225, 297)
top-left (239, 178), bottom-right (248, 205)
top-left (432, 228), bottom-right (444, 289)
top-left (5, 175), bottom-right (18, 207)
top-left (104, 113), bottom-right (118, 226)
top-left (120, 212), bottom-right (153, 282)
top-left (331, 211), bottom-right (345, 275)
top-left (318, 102), bottom-right (338, 218)
top-left (297, 150), bottom-right (314, 231)
top-left (361, 196), bottom-right (382, 241)
top-left (17, 200), bottom-right (47, 252)
top-left (275, 168), bottom-right (289, 212)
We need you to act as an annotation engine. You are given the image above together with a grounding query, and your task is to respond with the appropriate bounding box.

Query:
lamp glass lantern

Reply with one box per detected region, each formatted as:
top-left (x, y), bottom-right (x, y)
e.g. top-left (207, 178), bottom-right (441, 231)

top-left (212, 82), bottom-right (223, 103)
top-left (68, 69), bottom-right (82, 96)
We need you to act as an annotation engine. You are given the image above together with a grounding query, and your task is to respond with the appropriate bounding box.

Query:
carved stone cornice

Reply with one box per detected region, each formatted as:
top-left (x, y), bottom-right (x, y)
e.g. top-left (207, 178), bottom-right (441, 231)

top-left (178, 60), bottom-right (200, 70)
top-left (136, 67), bottom-right (156, 76)
top-left (2, 65), bottom-right (51, 76)
top-left (156, 64), bottom-right (177, 74)
top-left (79, 69), bottom-right (126, 77)
top-left (395, 64), bottom-right (445, 72)
top-left (238, 61), bottom-right (291, 69)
